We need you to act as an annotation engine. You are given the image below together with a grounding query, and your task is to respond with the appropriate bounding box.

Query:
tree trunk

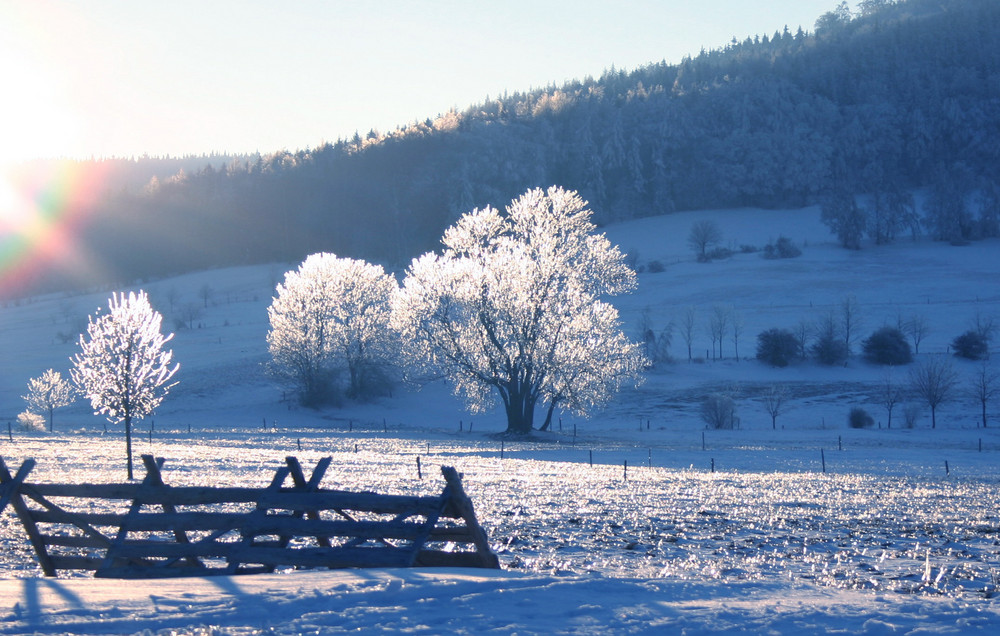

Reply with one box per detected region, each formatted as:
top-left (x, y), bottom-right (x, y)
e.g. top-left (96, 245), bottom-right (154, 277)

top-left (503, 384), bottom-right (536, 435)
top-left (125, 414), bottom-right (134, 480)
top-left (48, 406), bottom-right (54, 433)
top-left (930, 405), bottom-right (936, 429)
top-left (539, 400), bottom-right (558, 432)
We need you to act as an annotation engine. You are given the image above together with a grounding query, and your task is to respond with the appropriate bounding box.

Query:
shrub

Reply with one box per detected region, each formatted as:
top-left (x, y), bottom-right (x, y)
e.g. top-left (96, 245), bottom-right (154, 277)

top-left (952, 330), bottom-right (989, 360)
top-left (862, 327), bottom-right (912, 365)
top-left (646, 260), bottom-right (665, 273)
top-left (902, 404), bottom-right (921, 428)
top-left (17, 410), bottom-right (45, 432)
top-left (704, 246), bottom-right (734, 261)
top-left (756, 328), bottom-right (800, 367)
top-left (848, 407), bottom-right (874, 428)
top-left (701, 394), bottom-right (737, 429)
top-left (812, 333), bottom-right (849, 366)
top-left (763, 236), bottom-right (802, 259)
top-left (739, 244), bottom-right (759, 254)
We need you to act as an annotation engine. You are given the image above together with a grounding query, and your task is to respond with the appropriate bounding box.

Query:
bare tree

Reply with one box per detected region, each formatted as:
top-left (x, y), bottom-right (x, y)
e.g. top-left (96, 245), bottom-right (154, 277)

top-left (793, 318), bottom-right (812, 360)
top-left (165, 287), bottom-right (181, 315)
top-left (971, 310), bottom-right (996, 357)
top-left (909, 358), bottom-right (959, 429)
top-left (841, 295), bottom-right (863, 357)
top-left (198, 284), bottom-right (214, 309)
top-left (179, 302), bottom-right (204, 330)
top-left (710, 305), bottom-right (730, 359)
top-left (876, 367), bottom-right (905, 428)
top-left (761, 385), bottom-right (788, 429)
top-left (969, 361), bottom-right (1000, 427)
top-left (731, 308), bottom-right (744, 362)
top-left (680, 306), bottom-right (697, 361)
top-left (688, 219), bottom-right (723, 260)
top-left (902, 313), bottom-right (929, 354)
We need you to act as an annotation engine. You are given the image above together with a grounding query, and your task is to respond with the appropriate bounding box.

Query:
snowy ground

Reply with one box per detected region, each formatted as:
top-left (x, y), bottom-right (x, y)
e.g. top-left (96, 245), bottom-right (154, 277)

top-left (2, 205), bottom-right (1000, 633)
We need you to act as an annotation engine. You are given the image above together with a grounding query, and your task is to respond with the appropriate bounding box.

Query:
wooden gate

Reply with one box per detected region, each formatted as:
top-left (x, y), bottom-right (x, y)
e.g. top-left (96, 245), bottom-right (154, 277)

top-left (0, 454), bottom-right (499, 578)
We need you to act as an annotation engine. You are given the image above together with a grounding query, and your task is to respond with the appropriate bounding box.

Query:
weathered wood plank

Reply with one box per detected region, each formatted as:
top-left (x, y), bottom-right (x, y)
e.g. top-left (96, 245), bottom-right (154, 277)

top-left (49, 555), bottom-right (106, 571)
top-left (27, 483), bottom-right (450, 516)
top-left (43, 533), bottom-right (109, 549)
top-left (415, 549), bottom-right (496, 568)
top-left (0, 458), bottom-right (55, 576)
top-left (440, 466), bottom-right (500, 569)
top-left (0, 458), bottom-right (35, 517)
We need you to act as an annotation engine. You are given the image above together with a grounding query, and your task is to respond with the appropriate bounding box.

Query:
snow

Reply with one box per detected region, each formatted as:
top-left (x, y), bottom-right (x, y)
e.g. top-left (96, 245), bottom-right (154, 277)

top-left (2, 204), bottom-right (1000, 633)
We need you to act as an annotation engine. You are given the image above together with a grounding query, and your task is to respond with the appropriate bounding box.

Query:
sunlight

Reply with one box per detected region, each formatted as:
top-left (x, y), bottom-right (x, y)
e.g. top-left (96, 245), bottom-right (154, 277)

top-left (0, 51), bottom-right (79, 167)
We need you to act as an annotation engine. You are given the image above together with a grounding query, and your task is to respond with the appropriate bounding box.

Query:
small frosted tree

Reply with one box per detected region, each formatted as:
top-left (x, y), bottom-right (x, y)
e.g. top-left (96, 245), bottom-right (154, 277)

top-left (22, 369), bottom-right (76, 432)
top-left (393, 186), bottom-right (646, 434)
top-left (267, 253), bottom-right (398, 405)
top-left (71, 291), bottom-right (179, 480)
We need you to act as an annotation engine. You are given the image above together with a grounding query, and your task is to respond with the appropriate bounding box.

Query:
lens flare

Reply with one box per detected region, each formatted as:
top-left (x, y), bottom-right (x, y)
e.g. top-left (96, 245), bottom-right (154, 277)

top-left (0, 161), bottom-right (109, 297)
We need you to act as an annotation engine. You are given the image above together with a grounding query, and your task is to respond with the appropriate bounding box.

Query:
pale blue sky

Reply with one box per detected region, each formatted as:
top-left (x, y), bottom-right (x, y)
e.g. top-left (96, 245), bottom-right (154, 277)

top-left (0, 0), bottom-right (839, 162)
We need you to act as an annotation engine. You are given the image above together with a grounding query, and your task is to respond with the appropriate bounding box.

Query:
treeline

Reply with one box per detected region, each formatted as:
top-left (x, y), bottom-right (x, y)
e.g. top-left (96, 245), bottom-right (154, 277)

top-left (11, 0), bottom-right (1000, 296)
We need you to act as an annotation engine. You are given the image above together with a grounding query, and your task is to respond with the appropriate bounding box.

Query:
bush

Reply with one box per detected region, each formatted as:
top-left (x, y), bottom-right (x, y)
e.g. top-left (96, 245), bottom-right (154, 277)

top-left (646, 260), bottom-right (665, 273)
top-left (17, 410), bottom-right (45, 432)
top-left (902, 404), bottom-right (921, 428)
top-left (952, 330), bottom-right (989, 360)
top-left (701, 394), bottom-right (737, 429)
top-left (862, 327), bottom-right (912, 365)
top-left (756, 328), bottom-right (800, 367)
top-left (812, 333), bottom-right (849, 366)
top-left (699, 247), bottom-right (734, 262)
top-left (848, 407), bottom-right (874, 428)
top-left (763, 236), bottom-right (802, 259)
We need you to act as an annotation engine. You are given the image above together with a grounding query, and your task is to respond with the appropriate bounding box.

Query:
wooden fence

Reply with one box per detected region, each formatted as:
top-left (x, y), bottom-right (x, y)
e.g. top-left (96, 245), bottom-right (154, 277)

top-left (0, 454), bottom-right (499, 578)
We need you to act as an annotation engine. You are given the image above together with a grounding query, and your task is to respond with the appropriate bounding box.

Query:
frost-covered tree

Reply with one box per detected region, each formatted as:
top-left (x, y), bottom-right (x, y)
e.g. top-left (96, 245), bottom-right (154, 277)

top-left (393, 186), bottom-right (646, 434)
top-left (267, 253), bottom-right (398, 406)
top-left (22, 369), bottom-right (76, 432)
top-left (71, 291), bottom-right (179, 479)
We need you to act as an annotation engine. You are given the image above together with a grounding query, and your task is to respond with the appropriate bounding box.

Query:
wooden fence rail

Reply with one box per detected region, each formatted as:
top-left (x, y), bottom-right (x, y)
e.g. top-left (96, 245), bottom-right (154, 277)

top-left (0, 454), bottom-right (499, 578)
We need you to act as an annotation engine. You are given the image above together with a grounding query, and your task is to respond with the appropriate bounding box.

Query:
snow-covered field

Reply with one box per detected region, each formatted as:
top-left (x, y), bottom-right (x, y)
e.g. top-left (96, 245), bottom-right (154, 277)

top-left (2, 205), bottom-right (1000, 633)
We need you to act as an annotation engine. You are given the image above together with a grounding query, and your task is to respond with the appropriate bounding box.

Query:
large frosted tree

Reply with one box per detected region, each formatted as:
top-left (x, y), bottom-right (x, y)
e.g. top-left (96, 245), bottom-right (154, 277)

top-left (71, 291), bottom-right (179, 479)
top-left (267, 253), bottom-right (397, 406)
top-left (393, 186), bottom-right (646, 435)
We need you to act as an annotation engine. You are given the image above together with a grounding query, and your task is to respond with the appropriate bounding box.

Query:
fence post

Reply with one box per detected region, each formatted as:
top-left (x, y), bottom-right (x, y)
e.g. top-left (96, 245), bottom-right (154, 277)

top-left (821, 449), bottom-right (826, 473)
top-left (416, 456), bottom-right (422, 480)
top-left (623, 460), bottom-right (628, 481)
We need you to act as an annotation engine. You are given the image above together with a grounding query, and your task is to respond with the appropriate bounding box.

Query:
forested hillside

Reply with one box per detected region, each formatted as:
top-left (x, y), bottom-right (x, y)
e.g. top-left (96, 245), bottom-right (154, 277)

top-left (7, 0), bottom-right (1000, 297)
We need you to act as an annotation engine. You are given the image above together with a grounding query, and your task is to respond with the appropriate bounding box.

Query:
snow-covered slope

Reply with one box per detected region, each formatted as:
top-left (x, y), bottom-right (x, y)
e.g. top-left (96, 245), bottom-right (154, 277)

top-left (2, 205), bottom-right (999, 634)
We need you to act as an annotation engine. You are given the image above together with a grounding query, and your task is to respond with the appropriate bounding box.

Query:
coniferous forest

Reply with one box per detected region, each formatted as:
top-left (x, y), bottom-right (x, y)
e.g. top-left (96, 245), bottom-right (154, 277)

top-left (8, 0), bottom-right (1000, 297)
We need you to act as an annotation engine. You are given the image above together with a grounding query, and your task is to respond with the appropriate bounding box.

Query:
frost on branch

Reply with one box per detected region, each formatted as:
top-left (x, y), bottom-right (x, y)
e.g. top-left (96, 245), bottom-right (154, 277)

top-left (393, 185), bottom-right (646, 434)
top-left (71, 290), bottom-right (178, 479)
top-left (22, 368), bottom-right (76, 432)
top-left (267, 253), bottom-right (398, 406)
